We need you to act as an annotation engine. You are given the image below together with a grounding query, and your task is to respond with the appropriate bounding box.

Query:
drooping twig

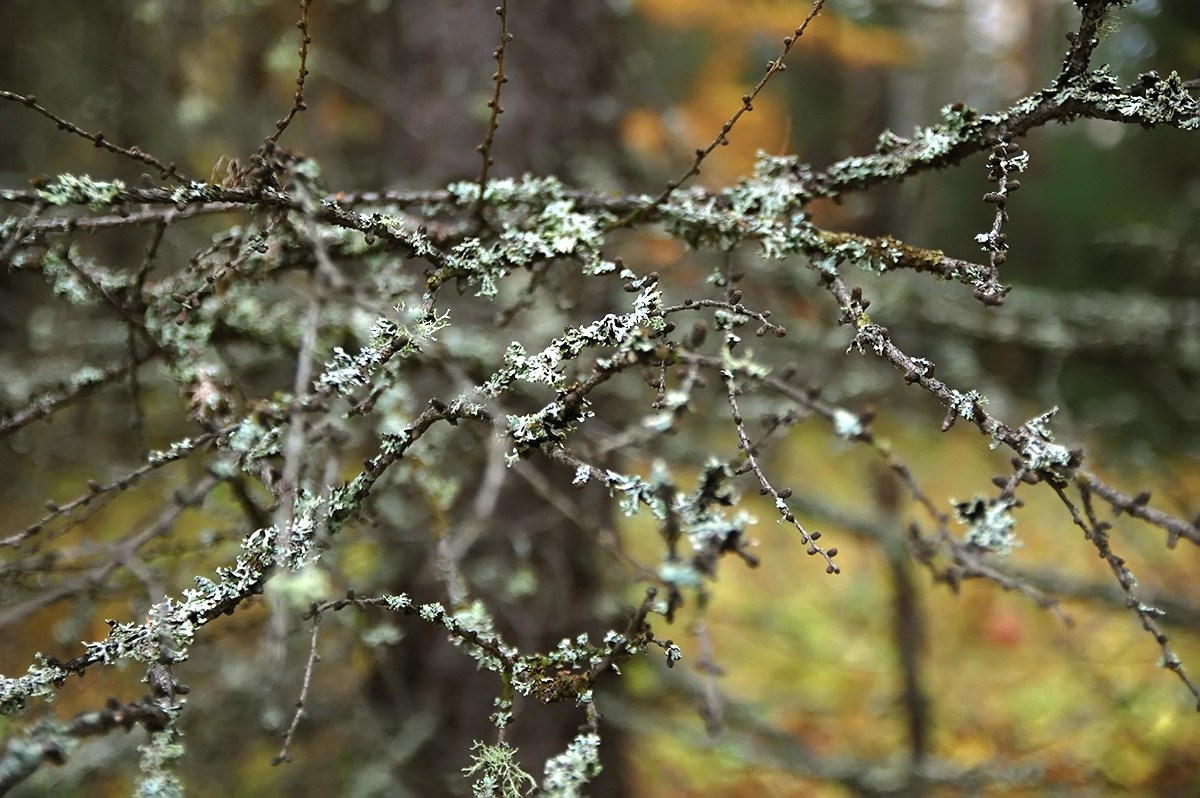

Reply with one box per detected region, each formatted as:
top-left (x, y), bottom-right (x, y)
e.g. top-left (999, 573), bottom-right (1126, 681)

top-left (721, 365), bottom-right (840, 574)
top-left (1051, 480), bottom-right (1200, 710)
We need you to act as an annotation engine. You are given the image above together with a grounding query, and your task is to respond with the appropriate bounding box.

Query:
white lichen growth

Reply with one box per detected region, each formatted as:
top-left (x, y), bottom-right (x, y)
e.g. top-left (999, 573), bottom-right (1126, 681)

top-left (832, 408), bottom-right (865, 440)
top-left (946, 389), bottom-right (988, 422)
top-left (136, 728), bottom-right (185, 798)
top-left (541, 733), bottom-right (602, 798)
top-left (36, 174), bottom-right (126, 208)
top-left (463, 742), bottom-right (536, 798)
top-left (1019, 406), bottom-right (1075, 474)
top-left (954, 496), bottom-right (1019, 556)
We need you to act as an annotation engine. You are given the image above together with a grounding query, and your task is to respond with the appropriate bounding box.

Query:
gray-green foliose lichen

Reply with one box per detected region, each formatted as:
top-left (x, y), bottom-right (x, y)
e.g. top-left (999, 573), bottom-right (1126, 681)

top-left (35, 174), bottom-right (126, 208)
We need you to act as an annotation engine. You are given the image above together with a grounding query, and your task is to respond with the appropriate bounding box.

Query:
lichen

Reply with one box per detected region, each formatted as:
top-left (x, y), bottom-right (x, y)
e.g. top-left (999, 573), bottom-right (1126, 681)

top-left (1019, 407), bottom-right (1076, 475)
top-left (462, 741), bottom-right (537, 798)
top-left (541, 732), bottom-right (602, 798)
top-left (954, 495), bottom-right (1019, 556)
top-left (35, 174), bottom-right (126, 208)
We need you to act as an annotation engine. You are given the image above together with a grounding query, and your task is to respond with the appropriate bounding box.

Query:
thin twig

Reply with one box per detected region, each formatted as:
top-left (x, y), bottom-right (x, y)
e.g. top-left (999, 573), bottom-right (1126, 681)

top-left (1051, 481), bottom-right (1200, 710)
top-left (1080, 474), bottom-right (1200, 549)
top-left (1, 429), bottom-right (225, 549)
top-left (613, 0), bottom-right (826, 229)
top-left (0, 353), bottom-right (158, 440)
top-left (812, 268), bottom-right (1200, 554)
top-left (266, 0), bottom-right (314, 146)
top-left (0, 476), bottom-right (220, 629)
top-left (472, 0), bottom-right (512, 223)
top-left (721, 364), bottom-right (840, 574)
top-left (272, 615), bottom-right (323, 766)
top-left (0, 90), bottom-right (185, 182)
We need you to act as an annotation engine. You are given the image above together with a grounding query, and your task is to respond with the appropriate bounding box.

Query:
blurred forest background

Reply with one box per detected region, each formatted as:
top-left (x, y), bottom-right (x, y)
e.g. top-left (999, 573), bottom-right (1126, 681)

top-left (1, 0), bottom-right (1200, 796)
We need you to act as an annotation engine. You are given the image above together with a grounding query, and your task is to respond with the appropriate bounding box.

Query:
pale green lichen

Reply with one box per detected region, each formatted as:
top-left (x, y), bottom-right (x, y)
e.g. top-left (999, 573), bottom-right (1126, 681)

top-left (447, 174), bottom-right (568, 208)
top-left (39, 246), bottom-right (128, 305)
top-left (485, 281), bottom-right (664, 460)
top-left (955, 495), bottom-right (1019, 556)
top-left (437, 176), bottom-right (615, 296)
top-left (1058, 68), bottom-right (1199, 130)
top-left (318, 309), bottom-right (446, 397)
top-left (947, 389), bottom-right (988, 422)
top-left (147, 437), bottom-right (202, 466)
top-left (832, 408), bottom-right (865, 440)
top-left (541, 732), bottom-right (602, 798)
top-left (490, 696), bottom-right (514, 730)
top-left (36, 174), bottom-right (125, 208)
top-left (1019, 407), bottom-right (1075, 474)
top-left (847, 323), bottom-right (888, 356)
top-left (463, 741), bottom-right (536, 798)
top-left (657, 559), bottom-right (702, 589)
top-left (136, 727), bottom-right (185, 798)
top-left (228, 414), bottom-right (283, 469)
top-left (0, 655), bottom-right (59, 714)
top-left (168, 181), bottom-right (223, 205)
top-left (69, 365), bottom-right (107, 387)
top-left (382, 593), bottom-right (412, 612)
top-left (2, 525), bottom-right (276, 710)
top-left (720, 348), bottom-right (770, 381)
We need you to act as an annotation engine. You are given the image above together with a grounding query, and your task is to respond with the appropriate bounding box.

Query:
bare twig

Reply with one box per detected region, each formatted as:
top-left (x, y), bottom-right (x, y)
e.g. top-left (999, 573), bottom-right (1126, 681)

top-left (1080, 474), bottom-right (1200, 549)
top-left (1, 429), bottom-right (226, 549)
top-left (1051, 481), bottom-right (1200, 710)
top-left (613, 0), bottom-right (826, 228)
top-left (0, 476), bottom-right (220, 629)
top-left (0, 90), bottom-right (185, 182)
top-left (0, 354), bottom-right (158, 440)
top-left (472, 0), bottom-right (512, 223)
top-left (265, 0), bottom-right (314, 147)
top-left (272, 615), bottom-right (323, 766)
top-left (721, 364), bottom-right (840, 574)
